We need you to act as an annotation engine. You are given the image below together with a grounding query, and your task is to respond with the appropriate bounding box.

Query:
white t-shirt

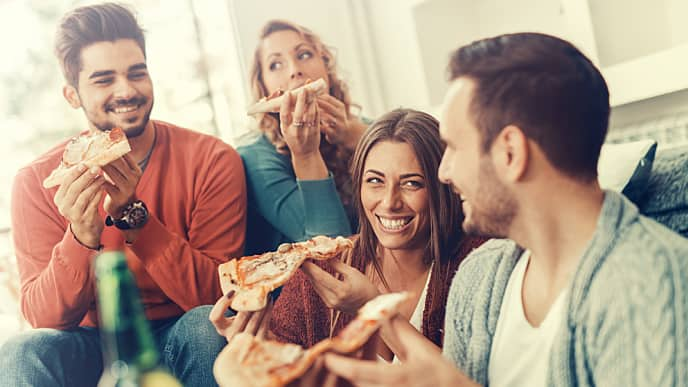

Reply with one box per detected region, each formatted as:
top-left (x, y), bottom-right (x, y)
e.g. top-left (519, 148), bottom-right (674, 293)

top-left (379, 264), bottom-right (432, 364)
top-left (487, 251), bottom-right (567, 387)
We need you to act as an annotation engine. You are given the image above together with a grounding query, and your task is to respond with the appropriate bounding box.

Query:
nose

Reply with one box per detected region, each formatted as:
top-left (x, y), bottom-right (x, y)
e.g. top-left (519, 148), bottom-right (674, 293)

top-left (438, 152), bottom-right (449, 184)
top-left (289, 60), bottom-right (304, 80)
top-left (381, 185), bottom-right (403, 211)
top-left (113, 77), bottom-right (136, 100)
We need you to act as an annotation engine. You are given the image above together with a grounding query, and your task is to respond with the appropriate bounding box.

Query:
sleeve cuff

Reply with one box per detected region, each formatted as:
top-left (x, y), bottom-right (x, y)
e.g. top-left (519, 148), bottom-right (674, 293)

top-left (56, 227), bottom-right (100, 271)
top-left (297, 173), bottom-right (352, 237)
top-left (129, 215), bottom-right (174, 262)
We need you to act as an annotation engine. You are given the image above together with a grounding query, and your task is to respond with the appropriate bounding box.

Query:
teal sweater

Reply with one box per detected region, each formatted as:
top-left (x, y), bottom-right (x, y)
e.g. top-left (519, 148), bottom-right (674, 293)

top-left (238, 134), bottom-right (352, 255)
top-left (443, 190), bottom-right (688, 386)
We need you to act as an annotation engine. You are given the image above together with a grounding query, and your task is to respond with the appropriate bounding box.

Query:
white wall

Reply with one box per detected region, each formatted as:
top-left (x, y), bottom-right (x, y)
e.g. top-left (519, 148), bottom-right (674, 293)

top-left (226, 0), bottom-right (688, 130)
top-left (410, 0), bottom-right (574, 107)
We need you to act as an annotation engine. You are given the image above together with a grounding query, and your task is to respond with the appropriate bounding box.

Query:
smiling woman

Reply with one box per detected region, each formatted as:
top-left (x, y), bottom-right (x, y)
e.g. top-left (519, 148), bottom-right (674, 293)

top-left (210, 108), bottom-right (487, 363)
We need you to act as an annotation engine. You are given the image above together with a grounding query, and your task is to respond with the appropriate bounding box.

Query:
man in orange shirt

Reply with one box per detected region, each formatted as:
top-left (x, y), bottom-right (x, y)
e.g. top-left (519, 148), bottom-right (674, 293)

top-left (0, 3), bottom-right (246, 386)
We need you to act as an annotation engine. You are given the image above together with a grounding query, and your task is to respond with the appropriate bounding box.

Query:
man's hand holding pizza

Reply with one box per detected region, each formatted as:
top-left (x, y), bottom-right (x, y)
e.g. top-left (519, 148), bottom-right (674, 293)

top-left (301, 259), bottom-right (380, 315)
top-left (101, 154), bottom-right (144, 242)
top-left (102, 154), bottom-right (142, 217)
top-left (53, 163), bottom-right (106, 250)
top-left (325, 316), bottom-right (480, 387)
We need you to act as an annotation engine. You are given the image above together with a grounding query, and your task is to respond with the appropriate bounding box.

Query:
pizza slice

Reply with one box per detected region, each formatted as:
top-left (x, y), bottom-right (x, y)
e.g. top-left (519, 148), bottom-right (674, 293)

top-left (215, 292), bottom-right (410, 387)
top-left (219, 235), bottom-right (353, 312)
top-left (246, 78), bottom-right (328, 116)
top-left (43, 127), bottom-right (131, 188)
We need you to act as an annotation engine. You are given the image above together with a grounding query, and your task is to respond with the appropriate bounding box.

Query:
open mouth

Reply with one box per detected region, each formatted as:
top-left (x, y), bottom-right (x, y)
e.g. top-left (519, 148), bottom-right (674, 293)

top-left (111, 105), bottom-right (139, 114)
top-left (376, 215), bottom-right (413, 232)
top-left (106, 98), bottom-right (146, 115)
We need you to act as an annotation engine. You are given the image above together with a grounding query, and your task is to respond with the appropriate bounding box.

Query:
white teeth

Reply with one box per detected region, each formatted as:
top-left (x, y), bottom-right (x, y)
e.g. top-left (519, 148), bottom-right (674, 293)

top-left (113, 105), bottom-right (137, 113)
top-left (378, 217), bottom-right (411, 230)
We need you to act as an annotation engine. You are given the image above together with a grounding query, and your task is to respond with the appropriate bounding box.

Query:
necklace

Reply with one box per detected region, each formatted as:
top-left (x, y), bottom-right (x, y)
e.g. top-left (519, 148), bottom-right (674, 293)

top-left (137, 123), bottom-right (157, 172)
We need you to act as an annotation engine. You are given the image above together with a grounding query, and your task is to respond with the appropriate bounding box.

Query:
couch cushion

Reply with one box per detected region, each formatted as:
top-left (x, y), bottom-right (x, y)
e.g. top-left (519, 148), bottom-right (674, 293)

top-left (637, 144), bottom-right (688, 237)
top-left (598, 139), bottom-right (657, 203)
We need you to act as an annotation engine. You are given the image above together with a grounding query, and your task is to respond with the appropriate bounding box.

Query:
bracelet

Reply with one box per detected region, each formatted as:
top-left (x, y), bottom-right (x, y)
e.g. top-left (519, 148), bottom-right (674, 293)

top-left (69, 224), bottom-right (103, 251)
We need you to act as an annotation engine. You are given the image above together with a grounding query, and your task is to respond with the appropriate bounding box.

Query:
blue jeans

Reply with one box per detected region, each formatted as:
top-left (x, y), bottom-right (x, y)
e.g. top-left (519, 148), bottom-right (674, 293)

top-left (0, 305), bottom-right (226, 387)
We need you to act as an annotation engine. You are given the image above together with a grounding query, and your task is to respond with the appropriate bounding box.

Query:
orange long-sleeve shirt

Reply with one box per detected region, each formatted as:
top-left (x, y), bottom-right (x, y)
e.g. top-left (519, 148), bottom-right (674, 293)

top-left (11, 120), bottom-right (246, 329)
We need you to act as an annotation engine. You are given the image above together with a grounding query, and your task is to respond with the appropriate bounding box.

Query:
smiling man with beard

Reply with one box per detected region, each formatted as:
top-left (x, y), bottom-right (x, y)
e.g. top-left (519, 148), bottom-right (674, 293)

top-left (0, 3), bottom-right (246, 387)
top-left (324, 33), bottom-right (688, 387)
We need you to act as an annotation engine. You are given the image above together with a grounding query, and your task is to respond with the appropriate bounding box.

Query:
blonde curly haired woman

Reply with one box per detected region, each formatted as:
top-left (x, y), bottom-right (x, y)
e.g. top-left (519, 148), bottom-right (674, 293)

top-left (238, 20), bottom-right (370, 254)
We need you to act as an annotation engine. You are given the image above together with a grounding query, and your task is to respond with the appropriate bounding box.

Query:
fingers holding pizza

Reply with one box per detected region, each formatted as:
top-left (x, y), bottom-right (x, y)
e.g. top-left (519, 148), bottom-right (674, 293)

top-left (279, 88), bottom-right (322, 158)
top-left (53, 163), bottom-right (106, 249)
top-left (212, 292), bottom-right (410, 387)
top-left (46, 127), bottom-right (136, 248)
top-left (102, 153), bottom-right (142, 218)
top-left (210, 290), bottom-right (274, 343)
top-left (301, 259), bottom-right (379, 315)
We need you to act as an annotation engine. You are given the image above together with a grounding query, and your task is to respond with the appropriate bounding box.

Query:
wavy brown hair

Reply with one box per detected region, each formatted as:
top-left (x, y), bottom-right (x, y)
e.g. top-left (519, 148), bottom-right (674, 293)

top-left (348, 108), bottom-right (465, 288)
top-left (329, 108), bottom-right (466, 338)
top-left (249, 19), bottom-right (356, 209)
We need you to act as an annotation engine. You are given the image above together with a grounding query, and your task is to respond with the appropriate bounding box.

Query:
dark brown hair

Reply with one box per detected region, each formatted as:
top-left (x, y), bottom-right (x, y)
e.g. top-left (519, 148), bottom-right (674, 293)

top-left (348, 108), bottom-right (465, 289)
top-left (54, 3), bottom-right (146, 87)
top-left (448, 32), bottom-right (610, 181)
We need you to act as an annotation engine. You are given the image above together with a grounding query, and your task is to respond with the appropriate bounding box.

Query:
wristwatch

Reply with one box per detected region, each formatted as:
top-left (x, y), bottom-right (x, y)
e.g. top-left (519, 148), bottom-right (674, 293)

top-left (105, 200), bottom-right (149, 230)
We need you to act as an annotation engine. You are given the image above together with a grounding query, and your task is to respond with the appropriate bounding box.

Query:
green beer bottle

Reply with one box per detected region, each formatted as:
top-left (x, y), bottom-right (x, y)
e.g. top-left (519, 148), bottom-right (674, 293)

top-left (95, 250), bottom-right (182, 387)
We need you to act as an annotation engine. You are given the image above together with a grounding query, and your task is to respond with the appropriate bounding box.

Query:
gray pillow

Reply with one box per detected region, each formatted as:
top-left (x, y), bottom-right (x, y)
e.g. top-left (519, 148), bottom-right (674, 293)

top-left (637, 144), bottom-right (688, 237)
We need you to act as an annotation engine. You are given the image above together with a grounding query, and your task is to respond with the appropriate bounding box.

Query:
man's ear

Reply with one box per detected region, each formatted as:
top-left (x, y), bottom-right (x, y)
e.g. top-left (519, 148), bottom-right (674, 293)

top-left (491, 125), bottom-right (529, 182)
top-left (63, 85), bottom-right (81, 109)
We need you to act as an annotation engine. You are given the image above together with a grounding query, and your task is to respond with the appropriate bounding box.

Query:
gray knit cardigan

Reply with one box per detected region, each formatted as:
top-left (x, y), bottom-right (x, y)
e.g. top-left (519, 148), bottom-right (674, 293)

top-left (443, 190), bottom-right (688, 386)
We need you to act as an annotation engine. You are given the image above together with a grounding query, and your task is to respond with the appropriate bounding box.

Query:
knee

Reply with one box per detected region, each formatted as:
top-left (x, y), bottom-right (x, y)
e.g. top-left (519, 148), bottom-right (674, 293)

top-left (0, 330), bottom-right (61, 371)
top-left (171, 306), bottom-right (226, 354)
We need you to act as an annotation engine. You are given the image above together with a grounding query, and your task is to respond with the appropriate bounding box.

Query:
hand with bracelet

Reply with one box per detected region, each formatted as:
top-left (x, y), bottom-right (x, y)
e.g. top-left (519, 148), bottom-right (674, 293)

top-left (53, 163), bottom-right (106, 250)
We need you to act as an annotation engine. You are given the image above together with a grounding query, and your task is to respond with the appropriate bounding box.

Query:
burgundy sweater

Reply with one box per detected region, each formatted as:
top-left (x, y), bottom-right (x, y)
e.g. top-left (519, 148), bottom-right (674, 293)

top-left (269, 236), bottom-right (487, 348)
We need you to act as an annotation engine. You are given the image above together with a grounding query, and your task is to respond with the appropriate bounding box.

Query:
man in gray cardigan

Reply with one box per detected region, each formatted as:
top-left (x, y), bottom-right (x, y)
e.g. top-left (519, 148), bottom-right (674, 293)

top-left (325, 33), bottom-right (687, 386)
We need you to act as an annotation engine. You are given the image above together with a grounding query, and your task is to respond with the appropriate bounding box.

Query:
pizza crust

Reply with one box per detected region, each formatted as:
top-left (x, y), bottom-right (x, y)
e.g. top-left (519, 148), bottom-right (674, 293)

top-left (246, 78), bottom-right (328, 116)
top-left (218, 236), bottom-right (353, 312)
top-left (42, 128), bottom-right (131, 188)
top-left (217, 292), bottom-right (411, 387)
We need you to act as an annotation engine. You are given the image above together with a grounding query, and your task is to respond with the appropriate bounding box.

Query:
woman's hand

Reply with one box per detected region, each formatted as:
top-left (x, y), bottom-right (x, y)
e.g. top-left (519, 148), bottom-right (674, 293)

top-left (301, 260), bottom-right (379, 315)
top-left (280, 88), bottom-right (322, 158)
top-left (317, 94), bottom-right (366, 151)
top-left (209, 290), bottom-right (274, 342)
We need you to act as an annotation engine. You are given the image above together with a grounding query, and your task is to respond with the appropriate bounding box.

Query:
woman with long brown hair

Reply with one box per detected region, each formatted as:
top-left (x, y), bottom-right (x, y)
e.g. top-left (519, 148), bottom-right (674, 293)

top-left (212, 109), bottom-right (486, 361)
top-left (238, 20), bottom-right (369, 255)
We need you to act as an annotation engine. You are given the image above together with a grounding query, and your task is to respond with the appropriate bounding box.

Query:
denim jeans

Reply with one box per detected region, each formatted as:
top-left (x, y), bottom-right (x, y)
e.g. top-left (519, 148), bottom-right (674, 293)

top-left (0, 305), bottom-right (226, 387)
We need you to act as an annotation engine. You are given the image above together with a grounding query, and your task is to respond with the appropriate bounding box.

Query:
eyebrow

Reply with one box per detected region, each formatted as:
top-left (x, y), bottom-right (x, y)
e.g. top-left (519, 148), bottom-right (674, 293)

top-left (364, 170), bottom-right (425, 179)
top-left (88, 63), bottom-right (147, 79)
top-left (265, 43), bottom-right (314, 61)
top-left (293, 43), bottom-right (313, 52)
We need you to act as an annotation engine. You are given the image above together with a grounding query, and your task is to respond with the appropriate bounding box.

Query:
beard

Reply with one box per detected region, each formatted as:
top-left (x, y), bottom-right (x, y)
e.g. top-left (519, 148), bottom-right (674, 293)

top-left (462, 157), bottom-right (516, 238)
top-left (84, 96), bottom-right (153, 139)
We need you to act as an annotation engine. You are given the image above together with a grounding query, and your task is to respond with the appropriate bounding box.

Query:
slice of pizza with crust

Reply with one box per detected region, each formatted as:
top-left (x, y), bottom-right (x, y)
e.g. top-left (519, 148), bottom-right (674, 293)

top-left (218, 235), bottom-right (353, 312)
top-left (43, 127), bottom-right (131, 188)
top-left (246, 78), bottom-right (328, 116)
top-left (215, 292), bottom-right (410, 387)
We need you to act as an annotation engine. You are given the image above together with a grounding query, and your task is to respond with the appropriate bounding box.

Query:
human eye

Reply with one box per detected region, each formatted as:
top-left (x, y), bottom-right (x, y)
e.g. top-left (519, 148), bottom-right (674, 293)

top-left (402, 180), bottom-right (424, 189)
top-left (269, 60), bottom-right (283, 71)
top-left (365, 176), bottom-right (383, 185)
top-left (128, 71), bottom-right (148, 80)
top-left (93, 77), bottom-right (113, 85)
top-left (298, 50), bottom-right (313, 60)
